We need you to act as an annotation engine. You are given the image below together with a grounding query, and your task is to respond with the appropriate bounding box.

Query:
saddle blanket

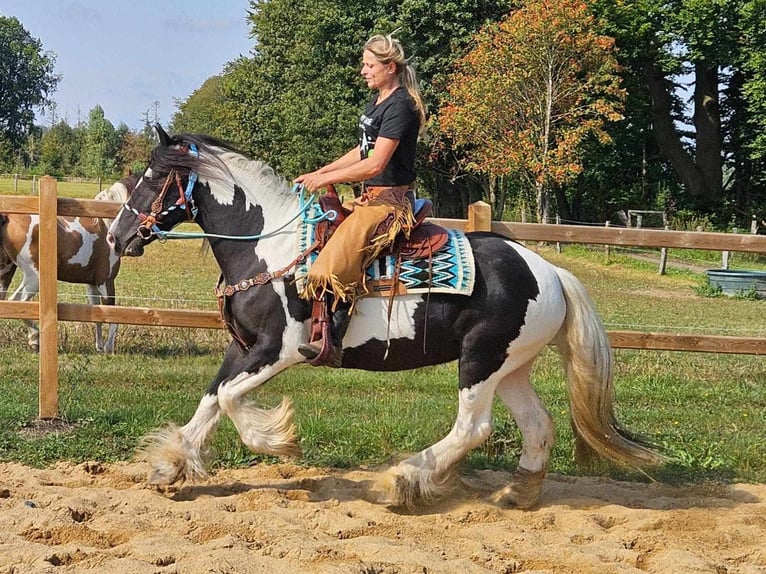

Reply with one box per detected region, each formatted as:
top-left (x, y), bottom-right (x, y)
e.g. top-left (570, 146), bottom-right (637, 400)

top-left (294, 221), bottom-right (475, 297)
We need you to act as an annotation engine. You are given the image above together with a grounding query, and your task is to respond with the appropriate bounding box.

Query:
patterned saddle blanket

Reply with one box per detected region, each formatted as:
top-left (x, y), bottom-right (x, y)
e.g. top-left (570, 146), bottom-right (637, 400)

top-left (295, 218), bottom-right (475, 297)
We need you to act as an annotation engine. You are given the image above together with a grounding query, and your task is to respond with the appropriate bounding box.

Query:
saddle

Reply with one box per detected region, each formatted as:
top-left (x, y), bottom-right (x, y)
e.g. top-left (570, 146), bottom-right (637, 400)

top-left (315, 186), bottom-right (449, 259)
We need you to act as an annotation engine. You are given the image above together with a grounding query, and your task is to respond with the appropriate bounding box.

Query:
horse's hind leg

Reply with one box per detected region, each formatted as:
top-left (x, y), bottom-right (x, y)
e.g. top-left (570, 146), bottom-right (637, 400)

top-left (490, 360), bottom-right (553, 509)
top-left (377, 377), bottom-right (498, 508)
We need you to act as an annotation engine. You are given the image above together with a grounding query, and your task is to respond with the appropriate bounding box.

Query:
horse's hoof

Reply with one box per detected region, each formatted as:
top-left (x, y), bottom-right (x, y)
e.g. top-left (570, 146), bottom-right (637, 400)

top-left (147, 463), bottom-right (185, 486)
top-left (373, 468), bottom-right (413, 508)
top-left (490, 467), bottom-right (545, 509)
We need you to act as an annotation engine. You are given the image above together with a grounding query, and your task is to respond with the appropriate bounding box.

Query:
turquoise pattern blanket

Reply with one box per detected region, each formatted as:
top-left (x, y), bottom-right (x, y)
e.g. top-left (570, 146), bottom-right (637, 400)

top-left (294, 220), bottom-right (475, 297)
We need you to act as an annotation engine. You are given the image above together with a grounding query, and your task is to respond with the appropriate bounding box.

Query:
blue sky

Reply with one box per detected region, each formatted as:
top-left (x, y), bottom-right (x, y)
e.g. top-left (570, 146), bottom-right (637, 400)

top-left (1, 0), bottom-right (254, 130)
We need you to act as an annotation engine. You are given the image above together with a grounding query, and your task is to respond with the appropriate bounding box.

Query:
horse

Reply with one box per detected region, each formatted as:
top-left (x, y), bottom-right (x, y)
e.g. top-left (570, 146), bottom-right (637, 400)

top-left (0, 174), bottom-right (138, 353)
top-left (106, 129), bottom-right (664, 509)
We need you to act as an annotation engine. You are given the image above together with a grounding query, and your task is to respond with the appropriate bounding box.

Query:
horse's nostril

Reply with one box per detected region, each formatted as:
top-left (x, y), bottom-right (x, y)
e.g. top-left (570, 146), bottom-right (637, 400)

top-left (106, 233), bottom-right (115, 247)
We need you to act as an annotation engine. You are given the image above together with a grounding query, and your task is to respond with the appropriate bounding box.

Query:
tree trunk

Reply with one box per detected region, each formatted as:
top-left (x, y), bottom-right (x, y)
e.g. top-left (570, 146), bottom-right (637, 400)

top-left (644, 61), bottom-right (722, 207)
top-left (536, 181), bottom-right (550, 223)
top-left (693, 61), bottom-right (723, 207)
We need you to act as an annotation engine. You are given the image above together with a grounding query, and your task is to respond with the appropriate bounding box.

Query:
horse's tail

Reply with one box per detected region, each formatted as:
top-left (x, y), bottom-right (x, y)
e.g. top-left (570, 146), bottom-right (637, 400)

top-left (553, 266), bottom-right (665, 469)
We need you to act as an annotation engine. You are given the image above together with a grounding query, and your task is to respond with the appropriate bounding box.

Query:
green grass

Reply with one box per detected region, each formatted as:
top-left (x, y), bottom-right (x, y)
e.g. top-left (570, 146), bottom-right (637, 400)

top-left (0, 175), bottom-right (106, 199)
top-left (0, 239), bottom-right (763, 486)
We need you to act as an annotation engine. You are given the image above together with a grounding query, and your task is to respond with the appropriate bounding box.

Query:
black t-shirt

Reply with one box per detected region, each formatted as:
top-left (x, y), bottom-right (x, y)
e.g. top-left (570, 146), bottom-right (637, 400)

top-left (358, 86), bottom-right (419, 186)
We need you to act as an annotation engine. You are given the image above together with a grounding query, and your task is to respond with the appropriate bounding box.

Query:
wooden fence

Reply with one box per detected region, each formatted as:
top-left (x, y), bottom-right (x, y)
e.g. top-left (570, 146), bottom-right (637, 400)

top-left (0, 178), bottom-right (764, 419)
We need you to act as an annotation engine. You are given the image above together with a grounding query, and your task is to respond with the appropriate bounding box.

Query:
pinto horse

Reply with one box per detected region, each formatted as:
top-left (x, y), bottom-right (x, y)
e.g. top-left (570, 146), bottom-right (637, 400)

top-left (0, 175), bottom-right (137, 352)
top-left (106, 129), bottom-right (664, 509)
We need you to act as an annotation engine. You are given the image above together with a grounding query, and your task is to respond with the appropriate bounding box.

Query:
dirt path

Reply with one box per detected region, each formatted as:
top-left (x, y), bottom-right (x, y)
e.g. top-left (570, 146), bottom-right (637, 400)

top-left (0, 461), bottom-right (764, 573)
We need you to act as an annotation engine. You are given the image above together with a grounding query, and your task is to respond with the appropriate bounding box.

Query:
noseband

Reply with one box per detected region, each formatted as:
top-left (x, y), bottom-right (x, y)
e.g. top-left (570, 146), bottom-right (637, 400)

top-left (128, 144), bottom-right (199, 240)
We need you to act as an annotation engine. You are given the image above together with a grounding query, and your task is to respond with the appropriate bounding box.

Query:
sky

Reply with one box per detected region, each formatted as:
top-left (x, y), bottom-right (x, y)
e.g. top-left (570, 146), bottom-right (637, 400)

top-left (1, 0), bottom-right (254, 130)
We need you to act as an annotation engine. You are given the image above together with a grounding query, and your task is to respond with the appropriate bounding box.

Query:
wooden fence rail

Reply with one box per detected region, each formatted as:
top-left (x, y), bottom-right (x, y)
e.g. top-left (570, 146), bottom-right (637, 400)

top-left (0, 189), bottom-right (764, 419)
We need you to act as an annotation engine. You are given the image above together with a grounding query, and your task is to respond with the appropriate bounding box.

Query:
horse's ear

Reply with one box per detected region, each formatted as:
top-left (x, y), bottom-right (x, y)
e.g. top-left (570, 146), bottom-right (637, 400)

top-left (155, 124), bottom-right (171, 146)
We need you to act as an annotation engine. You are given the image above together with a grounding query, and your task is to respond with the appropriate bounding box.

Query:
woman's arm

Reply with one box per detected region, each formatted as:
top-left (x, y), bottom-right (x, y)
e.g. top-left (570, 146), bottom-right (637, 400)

top-left (296, 137), bottom-right (399, 191)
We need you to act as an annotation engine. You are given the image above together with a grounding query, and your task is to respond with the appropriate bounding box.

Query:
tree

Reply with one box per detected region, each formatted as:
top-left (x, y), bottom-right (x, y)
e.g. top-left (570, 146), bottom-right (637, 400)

top-left (439, 0), bottom-right (625, 223)
top-left (390, 0), bottom-right (513, 217)
top-left (0, 16), bottom-right (60, 167)
top-left (38, 120), bottom-right (80, 176)
top-left (171, 75), bottom-right (233, 138)
top-left (594, 0), bottom-right (765, 224)
top-left (115, 126), bottom-right (154, 175)
top-left (740, 0), bottom-right (766, 193)
top-left (79, 106), bottom-right (119, 178)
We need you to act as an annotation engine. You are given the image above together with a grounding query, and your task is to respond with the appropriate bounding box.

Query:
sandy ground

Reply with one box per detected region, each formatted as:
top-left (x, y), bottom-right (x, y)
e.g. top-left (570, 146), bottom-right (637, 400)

top-left (0, 461), bottom-right (764, 574)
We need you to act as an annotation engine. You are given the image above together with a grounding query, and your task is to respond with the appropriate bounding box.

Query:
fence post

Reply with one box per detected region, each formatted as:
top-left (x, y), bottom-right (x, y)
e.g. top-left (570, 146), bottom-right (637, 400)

top-left (555, 214), bottom-right (561, 254)
top-left (13, 173), bottom-right (18, 193)
top-left (722, 228), bottom-right (737, 270)
top-left (467, 201), bottom-right (492, 232)
top-left (604, 221), bottom-right (611, 262)
top-left (38, 176), bottom-right (59, 419)
top-left (658, 225), bottom-right (669, 275)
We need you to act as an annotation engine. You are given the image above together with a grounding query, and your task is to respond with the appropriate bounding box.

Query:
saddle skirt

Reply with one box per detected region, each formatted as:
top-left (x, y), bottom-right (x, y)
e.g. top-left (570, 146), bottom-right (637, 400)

top-left (295, 207), bottom-right (476, 298)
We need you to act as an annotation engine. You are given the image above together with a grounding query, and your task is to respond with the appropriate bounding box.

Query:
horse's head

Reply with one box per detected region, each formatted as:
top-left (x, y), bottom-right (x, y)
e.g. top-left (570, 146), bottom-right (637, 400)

top-left (107, 126), bottom-right (201, 257)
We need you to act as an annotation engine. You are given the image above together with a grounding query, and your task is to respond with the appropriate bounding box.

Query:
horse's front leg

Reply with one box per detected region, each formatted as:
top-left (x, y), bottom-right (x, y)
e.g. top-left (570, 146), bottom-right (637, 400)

top-left (139, 340), bottom-right (301, 485)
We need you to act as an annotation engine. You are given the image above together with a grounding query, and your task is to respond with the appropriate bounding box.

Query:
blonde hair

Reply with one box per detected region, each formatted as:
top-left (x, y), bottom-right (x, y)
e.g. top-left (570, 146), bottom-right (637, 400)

top-left (364, 34), bottom-right (427, 130)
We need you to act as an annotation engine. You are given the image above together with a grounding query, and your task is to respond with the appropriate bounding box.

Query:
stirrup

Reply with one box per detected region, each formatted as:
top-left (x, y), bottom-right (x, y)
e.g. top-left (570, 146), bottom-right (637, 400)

top-left (298, 341), bottom-right (321, 360)
top-left (299, 318), bottom-right (343, 367)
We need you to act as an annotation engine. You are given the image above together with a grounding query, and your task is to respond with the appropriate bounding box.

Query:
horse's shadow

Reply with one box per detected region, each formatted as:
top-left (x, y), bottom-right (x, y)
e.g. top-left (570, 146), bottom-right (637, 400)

top-left (158, 472), bottom-right (760, 515)
top-left (161, 469), bottom-right (761, 515)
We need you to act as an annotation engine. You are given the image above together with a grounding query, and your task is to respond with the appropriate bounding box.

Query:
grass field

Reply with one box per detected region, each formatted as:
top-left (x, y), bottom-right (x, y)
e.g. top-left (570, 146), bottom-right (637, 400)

top-left (0, 231), bottom-right (763, 485)
top-left (0, 175), bottom-right (106, 199)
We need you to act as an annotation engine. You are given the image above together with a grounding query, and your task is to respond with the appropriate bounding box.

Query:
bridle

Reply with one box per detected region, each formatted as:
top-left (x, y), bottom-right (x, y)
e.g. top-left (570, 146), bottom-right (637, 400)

top-left (126, 144), bottom-right (199, 240)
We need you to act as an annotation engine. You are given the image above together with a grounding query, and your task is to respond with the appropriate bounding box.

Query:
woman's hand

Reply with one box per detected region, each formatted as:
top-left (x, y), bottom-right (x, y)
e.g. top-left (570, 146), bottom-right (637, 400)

top-left (294, 171), bottom-right (330, 192)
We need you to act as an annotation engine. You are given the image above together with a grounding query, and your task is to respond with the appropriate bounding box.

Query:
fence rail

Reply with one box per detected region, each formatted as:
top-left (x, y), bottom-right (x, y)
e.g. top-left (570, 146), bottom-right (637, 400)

top-left (0, 185), bottom-right (764, 419)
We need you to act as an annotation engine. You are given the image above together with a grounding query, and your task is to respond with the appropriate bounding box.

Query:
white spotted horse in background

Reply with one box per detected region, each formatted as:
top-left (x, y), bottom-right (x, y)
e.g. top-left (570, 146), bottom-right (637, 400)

top-left (0, 174), bottom-right (138, 352)
top-left (106, 127), bottom-right (665, 509)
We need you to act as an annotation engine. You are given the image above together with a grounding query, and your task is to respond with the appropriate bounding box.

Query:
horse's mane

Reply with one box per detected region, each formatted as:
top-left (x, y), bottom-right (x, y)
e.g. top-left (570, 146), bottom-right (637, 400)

top-left (152, 133), bottom-right (290, 206)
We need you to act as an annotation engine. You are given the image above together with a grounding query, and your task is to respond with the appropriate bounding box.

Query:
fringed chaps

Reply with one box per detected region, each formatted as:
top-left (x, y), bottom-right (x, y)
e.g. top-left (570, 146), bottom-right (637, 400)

top-left (300, 184), bottom-right (415, 311)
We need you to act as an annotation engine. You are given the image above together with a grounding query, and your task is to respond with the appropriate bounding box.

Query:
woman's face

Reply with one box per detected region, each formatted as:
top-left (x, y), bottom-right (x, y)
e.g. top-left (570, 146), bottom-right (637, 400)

top-left (360, 49), bottom-right (396, 90)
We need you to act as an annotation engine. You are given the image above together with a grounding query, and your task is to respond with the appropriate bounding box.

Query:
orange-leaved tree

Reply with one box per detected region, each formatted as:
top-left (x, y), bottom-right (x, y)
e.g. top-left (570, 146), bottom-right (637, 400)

top-left (439, 0), bottom-right (625, 223)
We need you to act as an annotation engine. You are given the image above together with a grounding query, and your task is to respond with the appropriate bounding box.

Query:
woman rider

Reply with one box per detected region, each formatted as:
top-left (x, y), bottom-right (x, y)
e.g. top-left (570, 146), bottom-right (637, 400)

top-left (294, 33), bottom-right (427, 366)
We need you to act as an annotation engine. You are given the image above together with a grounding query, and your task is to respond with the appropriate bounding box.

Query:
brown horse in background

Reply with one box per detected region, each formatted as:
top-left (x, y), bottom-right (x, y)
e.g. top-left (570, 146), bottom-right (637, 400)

top-left (0, 174), bottom-right (137, 352)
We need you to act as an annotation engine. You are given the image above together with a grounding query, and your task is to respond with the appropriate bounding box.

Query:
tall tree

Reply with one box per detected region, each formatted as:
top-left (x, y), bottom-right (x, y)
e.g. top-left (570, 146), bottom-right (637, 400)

top-left (384, 0), bottom-right (513, 217)
top-left (38, 120), bottom-right (79, 176)
top-left (594, 0), bottom-right (759, 222)
top-left (440, 0), bottom-right (625, 223)
top-left (79, 106), bottom-right (119, 178)
top-left (115, 125), bottom-right (154, 175)
top-left (740, 0), bottom-right (766, 195)
top-left (171, 75), bottom-right (233, 138)
top-left (0, 16), bottom-right (60, 167)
